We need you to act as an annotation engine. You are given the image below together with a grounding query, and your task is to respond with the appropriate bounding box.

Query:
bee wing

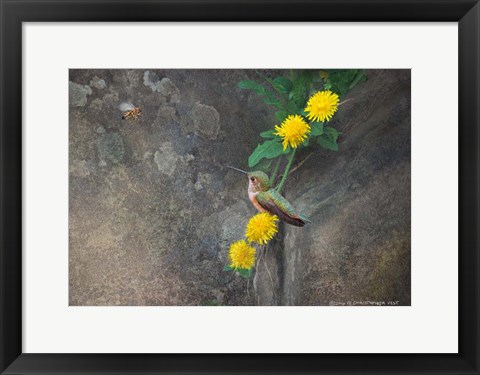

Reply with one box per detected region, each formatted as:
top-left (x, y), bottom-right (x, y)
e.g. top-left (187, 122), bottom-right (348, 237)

top-left (119, 102), bottom-right (135, 111)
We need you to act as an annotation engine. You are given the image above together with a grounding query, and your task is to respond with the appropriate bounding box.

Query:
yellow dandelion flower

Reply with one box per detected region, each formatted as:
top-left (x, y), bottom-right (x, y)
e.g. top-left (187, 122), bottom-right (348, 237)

top-left (228, 240), bottom-right (256, 270)
top-left (245, 212), bottom-right (279, 245)
top-left (274, 114), bottom-right (311, 151)
top-left (304, 90), bottom-right (340, 123)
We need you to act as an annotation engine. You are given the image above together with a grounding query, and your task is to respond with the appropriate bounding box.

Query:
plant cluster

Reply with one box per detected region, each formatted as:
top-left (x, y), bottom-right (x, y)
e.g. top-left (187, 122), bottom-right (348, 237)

top-left (224, 212), bottom-right (279, 278)
top-left (241, 69), bottom-right (365, 192)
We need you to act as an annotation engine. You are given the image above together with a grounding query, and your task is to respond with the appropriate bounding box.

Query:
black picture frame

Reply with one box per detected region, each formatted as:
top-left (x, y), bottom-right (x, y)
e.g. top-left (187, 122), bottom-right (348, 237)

top-left (1, 1), bottom-right (479, 374)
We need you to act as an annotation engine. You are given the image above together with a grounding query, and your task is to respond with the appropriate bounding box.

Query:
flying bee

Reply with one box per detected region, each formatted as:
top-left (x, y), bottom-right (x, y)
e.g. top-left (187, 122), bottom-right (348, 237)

top-left (119, 102), bottom-right (142, 120)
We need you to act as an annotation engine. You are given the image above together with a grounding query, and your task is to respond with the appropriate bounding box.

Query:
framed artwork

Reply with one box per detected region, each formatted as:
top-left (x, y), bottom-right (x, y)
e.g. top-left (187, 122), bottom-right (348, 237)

top-left (1, 0), bottom-right (479, 374)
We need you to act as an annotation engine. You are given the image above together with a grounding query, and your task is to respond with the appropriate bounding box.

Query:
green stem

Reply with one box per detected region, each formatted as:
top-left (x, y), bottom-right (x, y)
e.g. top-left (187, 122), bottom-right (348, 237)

top-left (269, 157), bottom-right (282, 186)
top-left (276, 148), bottom-right (296, 192)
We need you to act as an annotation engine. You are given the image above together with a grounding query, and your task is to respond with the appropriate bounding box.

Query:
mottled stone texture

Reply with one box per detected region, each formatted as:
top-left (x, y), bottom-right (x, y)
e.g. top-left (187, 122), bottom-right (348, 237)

top-left (69, 69), bottom-right (410, 306)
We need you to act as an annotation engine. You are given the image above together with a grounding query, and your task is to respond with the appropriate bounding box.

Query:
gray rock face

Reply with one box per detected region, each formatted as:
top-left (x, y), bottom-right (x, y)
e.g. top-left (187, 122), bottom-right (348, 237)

top-left (69, 69), bottom-right (410, 306)
top-left (69, 69), bottom-right (273, 306)
top-left (254, 70), bottom-right (411, 306)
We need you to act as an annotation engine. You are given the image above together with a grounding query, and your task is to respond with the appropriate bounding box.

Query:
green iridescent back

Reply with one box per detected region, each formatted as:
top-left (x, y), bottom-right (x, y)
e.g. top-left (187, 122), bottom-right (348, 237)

top-left (257, 189), bottom-right (296, 216)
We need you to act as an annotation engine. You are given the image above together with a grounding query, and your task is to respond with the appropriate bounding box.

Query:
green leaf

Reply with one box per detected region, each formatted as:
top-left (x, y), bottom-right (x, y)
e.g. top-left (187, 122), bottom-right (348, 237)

top-left (290, 70), bottom-right (314, 108)
top-left (254, 158), bottom-right (273, 174)
top-left (248, 140), bottom-right (284, 167)
top-left (238, 79), bottom-right (284, 110)
top-left (287, 99), bottom-right (299, 114)
top-left (238, 80), bottom-right (266, 95)
top-left (311, 122), bottom-right (324, 136)
top-left (259, 129), bottom-right (276, 138)
top-left (317, 133), bottom-right (339, 151)
top-left (275, 110), bottom-right (288, 122)
top-left (237, 268), bottom-right (253, 278)
top-left (323, 69), bottom-right (366, 96)
top-left (262, 95), bottom-right (283, 109)
top-left (349, 70), bottom-right (367, 90)
top-left (272, 77), bottom-right (293, 94)
top-left (312, 71), bottom-right (325, 83)
top-left (297, 108), bottom-right (307, 117)
top-left (324, 126), bottom-right (340, 141)
top-left (225, 265), bottom-right (253, 278)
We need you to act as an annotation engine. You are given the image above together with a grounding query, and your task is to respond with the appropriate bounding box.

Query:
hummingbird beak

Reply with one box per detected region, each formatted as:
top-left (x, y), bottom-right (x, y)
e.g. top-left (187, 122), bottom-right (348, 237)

top-left (225, 166), bottom-right (248, 174)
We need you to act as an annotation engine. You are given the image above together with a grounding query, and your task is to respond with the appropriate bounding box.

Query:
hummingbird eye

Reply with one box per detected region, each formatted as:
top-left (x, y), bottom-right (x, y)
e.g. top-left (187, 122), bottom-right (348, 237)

top-left (250, 177), bottom-right (255, 182)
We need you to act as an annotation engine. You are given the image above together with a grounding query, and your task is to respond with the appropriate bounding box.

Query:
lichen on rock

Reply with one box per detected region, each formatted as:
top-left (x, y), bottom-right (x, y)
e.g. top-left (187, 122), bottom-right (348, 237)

top-left (189, 102), bottom-right (220, 140)
top-left (157, 78), bottom-right (181, 104)
top-left (96, 132), bottom-right (125, 165)
top-left (90, 76), bottom-right (107, 90)
top-left (153, 142), bottom-right (194, 177)
top-left (70, 159), bottom-right (91, 178)
top-left (69, 81), bottom-right (92, 107)
top-left (143, 71), bottom-right (181, 104)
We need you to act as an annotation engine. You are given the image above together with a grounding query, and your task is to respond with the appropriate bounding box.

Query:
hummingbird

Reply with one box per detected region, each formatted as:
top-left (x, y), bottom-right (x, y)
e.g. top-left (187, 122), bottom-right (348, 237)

top-left (227, 166), bottom-right (311, 227)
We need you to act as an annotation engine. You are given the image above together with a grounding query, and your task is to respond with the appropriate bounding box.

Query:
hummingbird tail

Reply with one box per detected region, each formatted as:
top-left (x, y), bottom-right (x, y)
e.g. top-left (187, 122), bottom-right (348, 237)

top-left (281, 213), bottom-right (311, 227)
top-left (298, 214), bottom-right (312, 224)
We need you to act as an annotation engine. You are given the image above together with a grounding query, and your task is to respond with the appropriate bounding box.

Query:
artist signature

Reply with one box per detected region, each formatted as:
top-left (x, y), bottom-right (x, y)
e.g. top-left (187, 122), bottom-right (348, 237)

top-left (329, 300), bottom-right (400, 306)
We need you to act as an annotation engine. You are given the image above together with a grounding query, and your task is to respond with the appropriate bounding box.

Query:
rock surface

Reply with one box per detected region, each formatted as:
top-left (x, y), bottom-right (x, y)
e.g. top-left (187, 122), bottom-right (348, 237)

top-left (69, 69), bottom-right (410, 306)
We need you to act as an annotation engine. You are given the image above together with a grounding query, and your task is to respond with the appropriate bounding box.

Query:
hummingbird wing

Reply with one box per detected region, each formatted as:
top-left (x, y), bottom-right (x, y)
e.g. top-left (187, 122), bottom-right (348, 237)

top-left (256, 190), bottom-right (309, 227)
